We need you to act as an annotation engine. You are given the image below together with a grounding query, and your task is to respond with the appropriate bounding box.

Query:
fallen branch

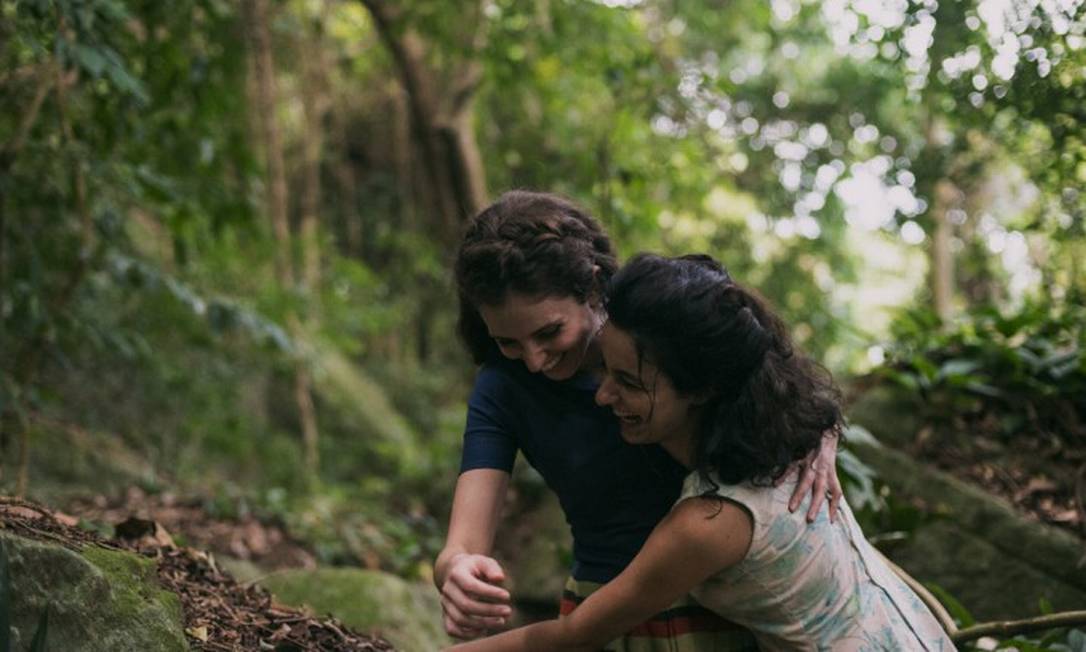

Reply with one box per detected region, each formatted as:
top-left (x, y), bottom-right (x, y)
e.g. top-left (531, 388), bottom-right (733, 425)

top-left (952, 611), bottom-right (1086, 644)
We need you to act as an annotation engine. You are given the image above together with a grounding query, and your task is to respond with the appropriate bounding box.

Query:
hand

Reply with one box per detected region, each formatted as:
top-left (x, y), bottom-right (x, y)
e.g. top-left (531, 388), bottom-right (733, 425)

top-left (440, 553), bottom-right (513, 640)
top-left (788, 430), bottom-right (843, 523)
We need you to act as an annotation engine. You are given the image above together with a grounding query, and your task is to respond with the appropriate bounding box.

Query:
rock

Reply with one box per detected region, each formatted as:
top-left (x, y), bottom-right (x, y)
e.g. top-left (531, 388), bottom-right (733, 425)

top-left (888, 520), bottom-right (1086, 621)
top-left (0, 531), bottom-right (187, 652)
top-left (846, 384), bottom-right (926, 448)
top-left (261, 567), bottom-right (451, 651)
top-left (851, 442), bottom-right (1086, 621)
top-left (495, 490), bottom-right (570, 608)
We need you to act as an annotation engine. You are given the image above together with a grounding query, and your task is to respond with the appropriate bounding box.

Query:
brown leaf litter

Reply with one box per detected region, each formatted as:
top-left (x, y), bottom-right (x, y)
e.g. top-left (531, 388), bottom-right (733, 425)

top-left (0, 496), bottom-right (394, 651)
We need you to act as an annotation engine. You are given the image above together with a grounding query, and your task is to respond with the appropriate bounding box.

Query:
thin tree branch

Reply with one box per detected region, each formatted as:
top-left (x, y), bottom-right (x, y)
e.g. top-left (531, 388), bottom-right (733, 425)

top-left (952, 611), bottom-right (1086, 644)
top-left (0, 67), bottom-right (55, 166)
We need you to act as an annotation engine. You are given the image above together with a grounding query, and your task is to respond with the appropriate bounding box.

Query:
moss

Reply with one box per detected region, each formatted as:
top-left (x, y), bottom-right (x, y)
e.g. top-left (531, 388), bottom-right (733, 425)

top-left (263, 567), bottom-right (450, 651)
top-left (80, 545), bottom-right (185, 629)
top-left (1, 532), bottom-right (187, 652)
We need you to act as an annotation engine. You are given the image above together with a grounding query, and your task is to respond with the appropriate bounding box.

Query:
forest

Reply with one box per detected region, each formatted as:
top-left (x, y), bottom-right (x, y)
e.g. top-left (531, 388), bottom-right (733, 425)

top-left (1, 0), bottom-right (1084, 650)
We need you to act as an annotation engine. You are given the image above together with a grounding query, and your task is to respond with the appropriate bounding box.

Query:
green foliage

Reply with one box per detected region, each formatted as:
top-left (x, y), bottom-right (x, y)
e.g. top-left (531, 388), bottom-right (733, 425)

top-left (879, 300), bottom-right (1085, 446)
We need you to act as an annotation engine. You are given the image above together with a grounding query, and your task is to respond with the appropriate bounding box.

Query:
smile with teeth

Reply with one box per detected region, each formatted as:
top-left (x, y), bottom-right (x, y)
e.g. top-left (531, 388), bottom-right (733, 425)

top-left (614, 413), bottom-right (642, 424)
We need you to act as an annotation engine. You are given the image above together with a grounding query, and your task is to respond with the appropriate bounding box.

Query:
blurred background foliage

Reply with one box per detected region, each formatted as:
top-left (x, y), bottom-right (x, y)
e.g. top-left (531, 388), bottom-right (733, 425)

top-left (1, 0), bottom-right (1083, 623)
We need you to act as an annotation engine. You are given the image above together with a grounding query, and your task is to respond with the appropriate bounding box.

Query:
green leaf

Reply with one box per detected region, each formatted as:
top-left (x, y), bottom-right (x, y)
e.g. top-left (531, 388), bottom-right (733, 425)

top-left (936, 358), bottom-right (982, 380)
top-left (843, 424), bottom-right (881, 448)
top-left (923, 582), bottom-right (975, 628)
top-left (964, 381), bottom-right (1004, 398)
top-left (29, 607), bottom-right (49, 652)
top-left (1039, 596), bottom-right (1054, 615)
top-left (71, 42), bottom-right (107, 76)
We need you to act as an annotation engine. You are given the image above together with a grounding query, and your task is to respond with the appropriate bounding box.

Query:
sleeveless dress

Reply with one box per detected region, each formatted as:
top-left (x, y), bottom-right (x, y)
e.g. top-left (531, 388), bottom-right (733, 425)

top-left (679, 472), bottom-right (954, 651)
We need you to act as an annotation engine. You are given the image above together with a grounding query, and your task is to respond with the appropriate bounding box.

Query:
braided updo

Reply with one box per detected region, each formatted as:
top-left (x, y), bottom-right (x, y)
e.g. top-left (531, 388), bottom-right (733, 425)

top-left (456, 191), bottom-right (618, 364)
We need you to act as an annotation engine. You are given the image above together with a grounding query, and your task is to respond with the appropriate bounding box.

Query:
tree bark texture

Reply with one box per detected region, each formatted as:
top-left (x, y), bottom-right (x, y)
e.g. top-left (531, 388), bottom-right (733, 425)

top-left (931, 179), bottom-right (958, 325)
top-left (243, 0), bottom-right (321, 484)
top-left (359, 0), bottom-right (489, 242)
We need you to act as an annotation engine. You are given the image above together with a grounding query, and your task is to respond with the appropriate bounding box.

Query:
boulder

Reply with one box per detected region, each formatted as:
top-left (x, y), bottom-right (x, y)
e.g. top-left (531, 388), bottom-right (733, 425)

top-left (851, 442), bottom-right (1086, 621)
top-left (261, 567), bottom-right (451, 651)
top-left (0, 531), bottom-right (187, 651)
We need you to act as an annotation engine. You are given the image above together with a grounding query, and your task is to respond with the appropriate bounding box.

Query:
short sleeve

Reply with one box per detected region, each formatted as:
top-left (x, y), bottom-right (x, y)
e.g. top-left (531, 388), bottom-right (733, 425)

top-left (460, 364), bottom-right (519, 473)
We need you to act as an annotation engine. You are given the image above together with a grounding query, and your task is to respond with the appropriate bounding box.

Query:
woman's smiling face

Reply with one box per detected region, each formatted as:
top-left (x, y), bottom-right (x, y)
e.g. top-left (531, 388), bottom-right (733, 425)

top-left (593, 323), bottom-right (701, 462)
top-left (479, 293), bottom-right (604, 381)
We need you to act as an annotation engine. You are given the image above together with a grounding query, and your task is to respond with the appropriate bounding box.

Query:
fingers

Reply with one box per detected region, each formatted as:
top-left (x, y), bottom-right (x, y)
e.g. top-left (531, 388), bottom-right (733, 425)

top-left (442, 593), bottom-right (503, 638)
top-left (804, 466), bottom-right (827, 523)
top-left (475, 556), bottom-right (508, 590)
top-left (826, 471), bottom-right (844, 524)
top-left (442, 603), bottom-right (483, 639)
top-left (439, 555), bottom-right (513, 637)
top-left (788, 461), bottom-right (816, 513)
top-left (816, 431), bottom-right (842, 523)
top-left (453, 569), bottom-right (511, 604)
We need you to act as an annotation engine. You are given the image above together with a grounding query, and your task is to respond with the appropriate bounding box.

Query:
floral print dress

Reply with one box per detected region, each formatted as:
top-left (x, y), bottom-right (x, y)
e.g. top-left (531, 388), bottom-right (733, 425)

top-left (678, 472), bottom-right (954, 651)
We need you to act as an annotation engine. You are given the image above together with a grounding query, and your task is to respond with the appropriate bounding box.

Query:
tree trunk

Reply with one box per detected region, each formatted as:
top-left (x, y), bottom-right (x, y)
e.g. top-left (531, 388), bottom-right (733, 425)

top-left (244, 0), bottom-right (321, 485)
top-left (931, 179), bottom-right (958, 325)
top-left (360, 0), bottom-right (489, 243)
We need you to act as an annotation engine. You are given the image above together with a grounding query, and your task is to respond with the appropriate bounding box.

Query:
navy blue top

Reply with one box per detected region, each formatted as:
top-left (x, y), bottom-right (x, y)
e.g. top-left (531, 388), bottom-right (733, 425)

top-left (461, 356), bottom-right (688, 583)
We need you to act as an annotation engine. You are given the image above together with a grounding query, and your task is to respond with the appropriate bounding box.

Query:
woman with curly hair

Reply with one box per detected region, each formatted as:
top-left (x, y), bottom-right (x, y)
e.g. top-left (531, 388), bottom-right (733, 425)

top-left (449, 253), bottom-right (952, 651)
top-left (436, 191), bottom-right (843, 651)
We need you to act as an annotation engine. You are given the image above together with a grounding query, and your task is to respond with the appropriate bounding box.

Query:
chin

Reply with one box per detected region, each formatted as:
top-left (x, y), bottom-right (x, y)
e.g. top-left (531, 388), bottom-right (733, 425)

top-left (541, 354), bottom-right (578, 380)
top-left (543, 367), bottom-right (576, 381)
top-left (618, 426), bottom-right (654, 445)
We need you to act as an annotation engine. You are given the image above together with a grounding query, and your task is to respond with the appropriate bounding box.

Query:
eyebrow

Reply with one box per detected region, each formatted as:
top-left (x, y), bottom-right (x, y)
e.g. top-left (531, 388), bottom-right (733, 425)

top-left (489, 319), bottom-right (563, 340)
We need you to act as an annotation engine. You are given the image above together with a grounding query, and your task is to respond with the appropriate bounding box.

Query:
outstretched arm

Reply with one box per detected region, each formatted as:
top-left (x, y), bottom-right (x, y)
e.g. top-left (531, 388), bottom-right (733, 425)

top-left (788, 428), bottom-right (843, 522)
top-left (435, 468), bottom-right (513, 639)
top-left (446, 496), bottom-right (753, 652)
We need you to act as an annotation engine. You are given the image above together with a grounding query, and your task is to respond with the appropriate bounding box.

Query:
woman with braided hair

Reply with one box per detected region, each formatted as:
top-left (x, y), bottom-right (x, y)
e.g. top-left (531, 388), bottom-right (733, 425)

top-left (448, 253), bottom-right (953, 651)
top-left (435, 191), bottom-right (843, 651)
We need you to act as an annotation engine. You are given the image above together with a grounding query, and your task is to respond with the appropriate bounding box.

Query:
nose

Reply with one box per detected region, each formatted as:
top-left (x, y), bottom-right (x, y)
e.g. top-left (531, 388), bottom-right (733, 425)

top-left (595, 375), bottom-right (617, 407)
top-left (522, 342), bottom-right (548, 373)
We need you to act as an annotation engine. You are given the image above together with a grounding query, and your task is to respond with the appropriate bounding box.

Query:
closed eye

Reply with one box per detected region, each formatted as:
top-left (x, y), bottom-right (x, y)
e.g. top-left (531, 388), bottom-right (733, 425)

top-left (534, 324), bottom-right (561, 340)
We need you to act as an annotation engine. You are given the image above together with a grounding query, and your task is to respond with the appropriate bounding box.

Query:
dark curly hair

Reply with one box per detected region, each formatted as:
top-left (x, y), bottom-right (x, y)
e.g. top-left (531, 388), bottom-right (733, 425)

top-left (605, 253), bottom-right (843, 486)
top-left (455, 190), bottom-right (618, 364)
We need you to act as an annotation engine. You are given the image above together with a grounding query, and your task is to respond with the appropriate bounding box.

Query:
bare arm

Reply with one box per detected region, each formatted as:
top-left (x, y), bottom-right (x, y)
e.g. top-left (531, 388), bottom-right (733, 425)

top-left (435, 468), bottom-right (513, 639)
top-left (446, 497), bottom-right (754, 652)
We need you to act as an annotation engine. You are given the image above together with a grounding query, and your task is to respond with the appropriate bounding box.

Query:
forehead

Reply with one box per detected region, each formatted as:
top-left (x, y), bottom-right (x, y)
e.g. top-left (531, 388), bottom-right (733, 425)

top-left (479, 293), bottom-right (585, 336)
top-left (599, 323), bottom-right (640, 369)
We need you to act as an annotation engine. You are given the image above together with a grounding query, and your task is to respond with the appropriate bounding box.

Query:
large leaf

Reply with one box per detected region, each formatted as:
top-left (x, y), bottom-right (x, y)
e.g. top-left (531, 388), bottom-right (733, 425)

top-left (923, 582), bottom-right (975, 628)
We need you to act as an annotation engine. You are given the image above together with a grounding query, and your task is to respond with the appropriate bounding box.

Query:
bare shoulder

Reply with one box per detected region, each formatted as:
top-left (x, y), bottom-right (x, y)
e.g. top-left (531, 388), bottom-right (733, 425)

top-left (664, 495), bottom-right (754, 567)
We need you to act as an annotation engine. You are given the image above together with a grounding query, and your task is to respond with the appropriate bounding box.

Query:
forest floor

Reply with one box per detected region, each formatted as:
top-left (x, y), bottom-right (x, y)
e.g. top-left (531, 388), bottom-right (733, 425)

top-left (901, 424), bottom-right (1083, 538)
top-left (1, 497), bottom-right (392, 651)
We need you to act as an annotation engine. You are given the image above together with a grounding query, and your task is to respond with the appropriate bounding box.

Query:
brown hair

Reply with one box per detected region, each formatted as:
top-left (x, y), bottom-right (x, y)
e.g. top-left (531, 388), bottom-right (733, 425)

top-left (455, 191), bottom-right (618, 364)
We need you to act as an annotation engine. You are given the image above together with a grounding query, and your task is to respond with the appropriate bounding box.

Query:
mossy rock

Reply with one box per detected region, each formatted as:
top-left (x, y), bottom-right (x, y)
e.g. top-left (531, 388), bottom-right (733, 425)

top-left (887, 520), bottom-right (1086, 621)
top-left (261, 567), bottom-right (450, 651)
top-left (846, 384), bottom-right (926, 448)
top-left (496, 490), bottom-right (570, 607)
top-left (852, 442), bottom-right (1086, 621)
top-left (0, 531), bottom-right (187, 652)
